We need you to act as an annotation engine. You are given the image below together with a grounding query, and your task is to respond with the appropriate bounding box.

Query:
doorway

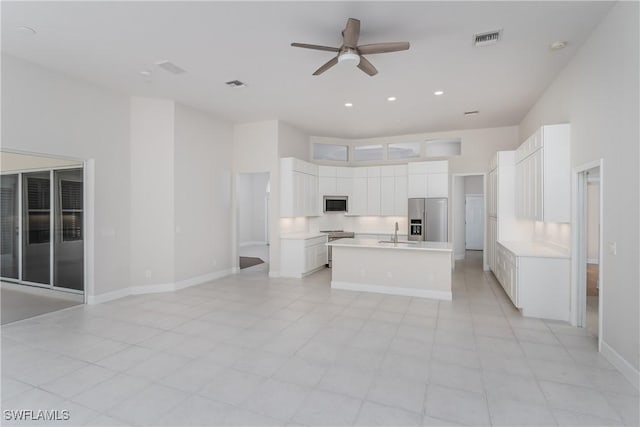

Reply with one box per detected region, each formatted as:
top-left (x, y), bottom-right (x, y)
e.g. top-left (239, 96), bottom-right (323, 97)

top-left (236, 172), bottom-right (270, 270)
top-left (1, 151), bottom-right (85, 324)
top-left (573, 161), bottom-right (603, 346)
top-left (452, 174), bottom-right (486, 264)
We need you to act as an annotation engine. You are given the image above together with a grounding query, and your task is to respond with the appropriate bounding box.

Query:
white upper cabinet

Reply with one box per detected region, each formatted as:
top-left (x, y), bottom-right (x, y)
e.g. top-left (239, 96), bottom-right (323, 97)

top-left (280, 157), bottom-right (319, 217)
top-left (350, 177), bottom-right (368, 215)
top-left (407, 160), bottom-right (449, 198)
top-left (515, 124), bottom-right (570, 223)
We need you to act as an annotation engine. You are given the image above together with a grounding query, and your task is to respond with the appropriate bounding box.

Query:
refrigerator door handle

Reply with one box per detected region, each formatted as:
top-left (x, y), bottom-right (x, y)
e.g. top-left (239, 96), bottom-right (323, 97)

top-left (423, 212), bottom-right (427, 240)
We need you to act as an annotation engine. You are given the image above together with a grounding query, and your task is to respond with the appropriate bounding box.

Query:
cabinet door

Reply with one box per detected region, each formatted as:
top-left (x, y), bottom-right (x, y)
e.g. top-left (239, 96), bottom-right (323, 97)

top-left (336, 177), bottom-right (353, 197)
top-left (304, 245), bottom-right (316, 272)
top-left (293, 172), bottom-right (303, 216)
top-left (350, 177), bottom-right (367, 215)
top-left (318, 176), bottom-right (336, 196)
top-left (532, 150), bottom-right (543, 221)
top-left (380, 176), bottom-right (395, 216)
top-left (407, 174), bottom-right (427, 198)
top-left (394, 175), bottom-right (408, 216)
top-left (367, 177), bottom-right (381, 215)
top-left (426, 173), bottom-right (448, 198)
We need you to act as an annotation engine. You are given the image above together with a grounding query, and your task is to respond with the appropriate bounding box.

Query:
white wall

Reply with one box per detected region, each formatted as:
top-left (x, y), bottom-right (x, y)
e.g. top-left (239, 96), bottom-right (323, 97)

top-left (587, 181), bottom-right (600, 263)
top-left (237, 172), bottom-right (269, 245)
top-left (174, 103), bottom-right (233, 282)
top-left (464, 176), bottom-right (483, 194)
top-left (1, 54), bottom-right (131, 298)
top-left (130, 98), bottom-right (175, 287)
top-left (518, 2), bottom-right (639, 378)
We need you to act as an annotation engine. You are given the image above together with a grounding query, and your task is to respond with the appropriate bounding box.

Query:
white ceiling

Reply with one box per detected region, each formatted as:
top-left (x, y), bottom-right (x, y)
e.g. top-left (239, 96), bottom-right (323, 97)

top-left (1, 1), bottom-right (613, 139)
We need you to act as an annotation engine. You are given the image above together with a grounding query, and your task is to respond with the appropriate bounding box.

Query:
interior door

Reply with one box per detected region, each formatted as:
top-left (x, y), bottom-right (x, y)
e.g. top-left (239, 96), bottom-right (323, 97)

top-left (465, 195), bottom-right (484, 250)
top-left (1, 174), bottom-right (19, 279)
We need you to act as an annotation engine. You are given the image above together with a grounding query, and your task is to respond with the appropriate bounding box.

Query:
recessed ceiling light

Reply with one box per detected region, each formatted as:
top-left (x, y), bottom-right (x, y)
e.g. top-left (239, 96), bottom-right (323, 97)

top-left (550, 41), bottom-right (567, 50)
top-left (434, 91), bottom-right (444, 96)
top-left (139, 70), bottom-right (152, 78)
top-left (16, 26), bottom-right (36, 36)
top-left (464, 110), bottom-right (479, 116)
top-left (344, 102), bottom-right (353, 107)
top-left (387, 96), bottom-right (397, 102)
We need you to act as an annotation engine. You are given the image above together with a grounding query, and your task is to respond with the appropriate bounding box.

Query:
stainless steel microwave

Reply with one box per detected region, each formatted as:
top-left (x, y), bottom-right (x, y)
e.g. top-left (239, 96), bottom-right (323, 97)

top-left (324, 196), bottom-right (348, 213)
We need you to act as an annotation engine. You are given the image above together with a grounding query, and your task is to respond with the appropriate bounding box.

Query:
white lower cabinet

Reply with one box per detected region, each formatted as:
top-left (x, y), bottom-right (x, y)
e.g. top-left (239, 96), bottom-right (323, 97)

top-left (280, 235), bottom-right (328, 278)
top-left (495, 242), bottom-right (570, 321)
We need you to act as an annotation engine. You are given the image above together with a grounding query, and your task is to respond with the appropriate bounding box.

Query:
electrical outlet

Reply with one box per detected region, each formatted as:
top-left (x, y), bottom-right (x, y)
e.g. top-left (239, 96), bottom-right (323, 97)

top-left (608, 242), bottom-right (617, 255)
top-left (213, 259), bottom-right (217, 267)
top-left (387, 272), bottom-right (392, 278)
top-left (144, 269), bottom-right (152, 278)
top-left (360, 269), bottom-right (365, 277)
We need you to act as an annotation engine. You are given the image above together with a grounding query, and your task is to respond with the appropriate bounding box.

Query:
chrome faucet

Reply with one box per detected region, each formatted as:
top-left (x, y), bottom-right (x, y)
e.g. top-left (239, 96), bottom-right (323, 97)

top-left (393, 222), bottom-right (399, 244)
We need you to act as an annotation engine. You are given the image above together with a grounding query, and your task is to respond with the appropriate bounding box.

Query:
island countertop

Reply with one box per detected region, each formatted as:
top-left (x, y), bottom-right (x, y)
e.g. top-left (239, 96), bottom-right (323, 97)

top-left (327, 238), bottom-right (453, 252)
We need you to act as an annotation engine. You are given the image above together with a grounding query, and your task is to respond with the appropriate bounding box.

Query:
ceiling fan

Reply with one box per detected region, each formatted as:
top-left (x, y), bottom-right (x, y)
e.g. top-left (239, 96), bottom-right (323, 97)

top-left (291, 18), bottom-right (410, 76)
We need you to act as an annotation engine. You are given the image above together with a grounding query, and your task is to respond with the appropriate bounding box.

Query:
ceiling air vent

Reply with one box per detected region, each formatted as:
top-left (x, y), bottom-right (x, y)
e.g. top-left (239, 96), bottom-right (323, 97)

top-left (473, 30), bottom-right (502, 47)
top-left (464, 110), bottom-right (479, 116)
top-left (155, 60), bottom-right (186, 75)
top-left (225, 80), bottom-right (247, 88)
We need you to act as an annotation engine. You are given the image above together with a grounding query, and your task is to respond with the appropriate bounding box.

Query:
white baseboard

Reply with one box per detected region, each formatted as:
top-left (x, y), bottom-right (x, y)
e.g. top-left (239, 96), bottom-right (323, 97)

top-left (601, 339), bottom-right (640, 390)
top-left (268, 270), bottom-right (280, 278)
top-left (331, 280), bottom-right (452, 301)
top-left (587, 258), bottom-right (600, 265)
top-left (87, 288), bottom-right (130, 305)
top-left (455, 253), bottom-right (465, 260)
top-left (87, 268), bottom-right (234, 305)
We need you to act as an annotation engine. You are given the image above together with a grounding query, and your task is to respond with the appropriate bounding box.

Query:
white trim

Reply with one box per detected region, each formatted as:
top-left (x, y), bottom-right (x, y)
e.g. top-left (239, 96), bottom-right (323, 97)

top-left (454, 254), bottom-right (465, 260)
top-left (87, 288), bottom-right (130, 305)
top-left (268, 270), bottom-right (281, 278)
top-left (601, 340), bottom-right (640, 390)
top-left (239, 241), bottom-right (268, 247)
top-left (586, 258), bottom-right (600, 265)
top-left (571, 159), bottom-right (604, 354)
top-left (450, 172), bottom-right (488, 271)
top-left (331, 280), bottom-right (452, 301)
top-left (86, 268), bottom-right (234, 305)
top-left (84, 159), bottom-right (95, 305)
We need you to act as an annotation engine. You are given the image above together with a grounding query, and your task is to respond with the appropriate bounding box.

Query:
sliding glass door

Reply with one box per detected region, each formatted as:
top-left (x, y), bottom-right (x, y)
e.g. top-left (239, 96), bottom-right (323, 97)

top-left (54, 169), bottom-right (84, 291)
top-left (1, 174), bottom-right (19, 279)
top-left (0, 167), bottom-right (84, 293)
top-left (22, 171), bottom-right (51, 285)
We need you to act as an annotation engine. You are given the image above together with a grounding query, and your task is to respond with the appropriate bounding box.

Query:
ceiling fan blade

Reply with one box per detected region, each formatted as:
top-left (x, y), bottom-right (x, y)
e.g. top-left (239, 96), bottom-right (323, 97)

top-left (342, 18), bottom-right (361, 47)
top-left (291, 43), bottom-right (340, 52)
top-left (357, 42), bottom-right (410, 55)
top-left (357, 56), bottom-right (378, 76)
top-left (312, 56), bottom-right (339, 75)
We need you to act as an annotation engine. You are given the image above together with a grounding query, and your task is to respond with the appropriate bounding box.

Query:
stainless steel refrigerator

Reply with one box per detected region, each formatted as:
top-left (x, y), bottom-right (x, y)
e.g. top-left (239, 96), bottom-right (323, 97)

top-left (408, 198), bottom-right (448, 242)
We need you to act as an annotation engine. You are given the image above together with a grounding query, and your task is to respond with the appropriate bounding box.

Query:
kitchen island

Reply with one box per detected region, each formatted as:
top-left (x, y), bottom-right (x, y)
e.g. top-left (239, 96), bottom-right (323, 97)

top-left (327, 238), bottom-right (453, 300)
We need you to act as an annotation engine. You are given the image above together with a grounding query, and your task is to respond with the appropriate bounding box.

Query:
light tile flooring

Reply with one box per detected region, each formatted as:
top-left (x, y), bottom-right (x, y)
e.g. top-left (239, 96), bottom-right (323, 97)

top-left (2, 252), bottom-right (638, 426)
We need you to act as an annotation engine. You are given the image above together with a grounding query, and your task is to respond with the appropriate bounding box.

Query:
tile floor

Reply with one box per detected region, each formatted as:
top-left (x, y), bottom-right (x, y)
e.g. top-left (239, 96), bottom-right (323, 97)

top-left (1, 252), bottom-right (638, 426)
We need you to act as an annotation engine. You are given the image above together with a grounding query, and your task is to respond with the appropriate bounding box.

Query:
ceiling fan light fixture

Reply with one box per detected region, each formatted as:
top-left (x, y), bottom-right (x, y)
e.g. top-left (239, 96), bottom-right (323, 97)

top-left (338, 51), bottom-right (360, 64)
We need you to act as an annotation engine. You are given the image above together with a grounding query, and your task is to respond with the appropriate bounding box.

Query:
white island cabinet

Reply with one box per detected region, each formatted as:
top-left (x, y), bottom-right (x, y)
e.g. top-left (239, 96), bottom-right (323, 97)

top-left (328, 238), bottom-right (453, 300)
top-left (280, 233), bottom-right (328, 278)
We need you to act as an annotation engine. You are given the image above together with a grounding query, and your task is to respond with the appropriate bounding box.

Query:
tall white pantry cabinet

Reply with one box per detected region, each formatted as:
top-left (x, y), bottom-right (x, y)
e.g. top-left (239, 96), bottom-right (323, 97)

top-left (488, 124), bottom-right (571, 321)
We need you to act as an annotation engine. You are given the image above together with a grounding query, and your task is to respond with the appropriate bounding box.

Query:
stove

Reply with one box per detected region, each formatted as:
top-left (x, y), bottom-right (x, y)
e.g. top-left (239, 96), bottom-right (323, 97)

top-left (320, 230), bottom-right (355, 267)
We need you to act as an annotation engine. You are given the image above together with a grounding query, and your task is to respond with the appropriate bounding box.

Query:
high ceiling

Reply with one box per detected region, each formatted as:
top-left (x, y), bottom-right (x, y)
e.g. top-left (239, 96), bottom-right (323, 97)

top-left (1, 1), bottom-right (613, 138)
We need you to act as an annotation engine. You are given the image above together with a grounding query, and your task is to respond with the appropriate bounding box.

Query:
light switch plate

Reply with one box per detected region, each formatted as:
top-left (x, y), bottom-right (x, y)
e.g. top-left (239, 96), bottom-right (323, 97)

top-left (608, 242), bottom-right (617, 255)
